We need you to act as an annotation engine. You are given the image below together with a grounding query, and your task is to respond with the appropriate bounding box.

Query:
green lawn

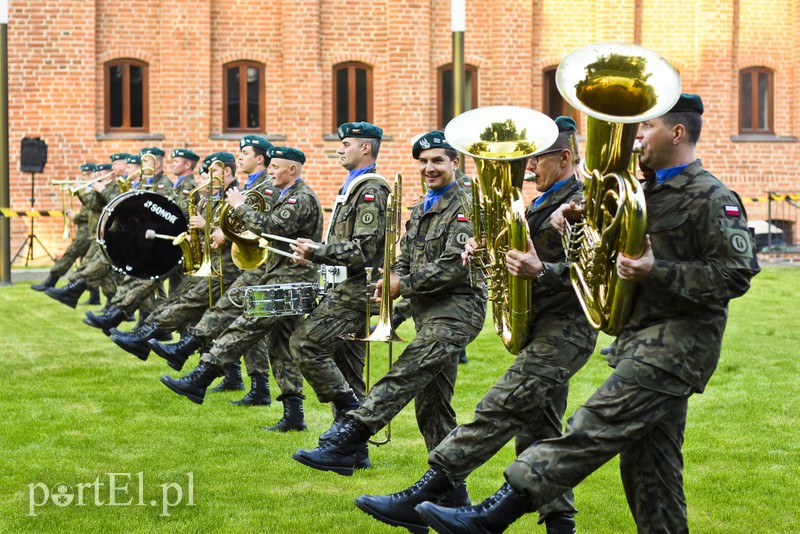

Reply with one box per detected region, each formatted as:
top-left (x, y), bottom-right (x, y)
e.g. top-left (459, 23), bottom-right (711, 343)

top-left (1, 267), bottom-right (798, 533)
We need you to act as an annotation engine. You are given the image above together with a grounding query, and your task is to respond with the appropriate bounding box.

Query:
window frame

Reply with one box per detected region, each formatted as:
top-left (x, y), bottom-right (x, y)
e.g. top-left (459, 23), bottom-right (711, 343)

top-left (222, 60), bottom-right (266, 133)
top-left (542, 66), bottom-right (580, 132)
top-left (739, 67), bottom-right (774, 134)
top-left (104, 59), bottom-right (149, 133)
top-left (437, 63), bottom-right (479, 130)
top-left (332, 62), bottom-right (374, 132)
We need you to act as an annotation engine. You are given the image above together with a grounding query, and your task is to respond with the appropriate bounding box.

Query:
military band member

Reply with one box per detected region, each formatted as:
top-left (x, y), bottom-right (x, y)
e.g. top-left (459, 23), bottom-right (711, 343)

top-left (140, 147), bottom-right (173, 194)
top-left (148, 145), bottom-right (277, 376)
top-left (159, 147), bottom-right (323, 432)
top-left (110, 154), bottom-right (242, 361)
top-left (31, 162), bottom-right (102, 292)
top-left (166, 148), bottom-right (200, 296)
top-left (289, 121), bottom-right (390, 467)
top-left (413, 95), bottom-right (761, 534)
top-left (354, 118), bottom-right (595, 534)
top-left (292, 131), bottom-right (486, 479)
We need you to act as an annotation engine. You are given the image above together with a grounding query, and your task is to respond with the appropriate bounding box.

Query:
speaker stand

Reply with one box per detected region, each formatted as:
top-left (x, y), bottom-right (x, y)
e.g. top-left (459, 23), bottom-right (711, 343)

top-left (11, 172), bottom-right (54, 266)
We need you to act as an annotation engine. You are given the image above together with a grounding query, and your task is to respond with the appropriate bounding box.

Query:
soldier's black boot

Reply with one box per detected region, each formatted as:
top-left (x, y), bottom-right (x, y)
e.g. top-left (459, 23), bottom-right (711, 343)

top-left (458, 350), bottom-right (468, 364)
top-left (83, 305), bottom-right (126, 334)
top-left (229, 372), bottom-right (269, 404)
top-left (159, 361), bottom-right (222, 405)
top-left (415, 482), bottom-right (533, 534)
top-left (391, 311), bottom-right (406, 330)
top-left (293, 418), bottom-right (371, 476)
top-left (354, 467), bottom-right (456, 534)
top-left (110, 322), bottom-right (162, 361)
top-left (31, 272), bottom-right (58, 292)
top-left (318, 389), bottom-right (361, 444)
top-left (209, 361), bottom-right (245, 393)
top-left (544, 514), bottom-right (576, 534)
top-left (83, 287), bottom-right (101, 305)
top-left (44, 278), bottom-right (87, 308)
top-left (149, 334), bottom-right (200, 371)
top-left (264, 395), bottom-right (307, 432)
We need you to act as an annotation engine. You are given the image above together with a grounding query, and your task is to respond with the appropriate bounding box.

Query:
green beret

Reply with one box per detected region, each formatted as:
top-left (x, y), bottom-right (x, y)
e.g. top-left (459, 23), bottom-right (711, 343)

top-left (412, 130), bottom-right (452, 159)
top-left (267, 146), bottom-right (306, 164)
top-left (140, 147), bottom-right (165, 157)
top-left (669, 93), bottom-right (704, 115)
top-left (96, 163), bottom-right (112, 172)
top-left (239, 135), bottom-right (273, 151)
top-left (338, 121), bottom-right (383, 140)
top-left (125, 155), bottom-right (141, 165)
top-left (172, 148), bottom-right (200, 162)
top-left (80, 163), bottom-right (97, 172)
top-left (554, 116), bottom-right (577, 133)
top-left (110, 152), bottom-right (131, 162)
top-left (211, 152), bottom-right (236, 164)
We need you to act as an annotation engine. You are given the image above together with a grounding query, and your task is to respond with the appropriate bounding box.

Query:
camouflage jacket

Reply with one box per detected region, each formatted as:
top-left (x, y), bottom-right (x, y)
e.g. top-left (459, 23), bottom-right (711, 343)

top-left (611, 160), bottom-right (760, 392)
top-left (396, 182), bottom-right (487, 328)
top-left (525, 177), bottom-right (598, 353)
top-left (147, 171), bottom-right (174, 197)
top-left (233, 178), bottom-right (323, 283)
top-left (170, 173), bottom-right (199, 216)
top-left (310, 175), bottom-right (391, 312)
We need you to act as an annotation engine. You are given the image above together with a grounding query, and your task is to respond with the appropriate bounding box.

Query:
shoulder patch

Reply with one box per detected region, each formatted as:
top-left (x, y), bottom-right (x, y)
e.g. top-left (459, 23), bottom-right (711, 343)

top-left (455, 232), bottom-right (469, 246)
top-left (262, 189), bottom-right (273, 195)
top-left (287, 197), bottom-right (298, 204)
top-left (280, 209), bottom-right (291, 219)
top-left (457, 213), bottom-right (468, 222)
top-left (364, 193), bottom-right (375, 202)
top-left (724, 205), bottom-right (741, 217)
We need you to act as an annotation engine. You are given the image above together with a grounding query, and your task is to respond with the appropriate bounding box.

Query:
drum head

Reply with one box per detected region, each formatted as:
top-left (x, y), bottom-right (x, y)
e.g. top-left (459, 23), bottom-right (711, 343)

top-left (98, 191), bottom-right (187, 279)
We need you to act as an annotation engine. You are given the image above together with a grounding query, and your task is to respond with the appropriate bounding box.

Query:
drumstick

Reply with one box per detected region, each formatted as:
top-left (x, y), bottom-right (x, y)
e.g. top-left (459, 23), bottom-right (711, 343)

top-left (258, 244), bottom-right (297, 260)
top-left (261, 233), bottom-right (320, 249)
top-left (145, 229), bottom-right (178, 241)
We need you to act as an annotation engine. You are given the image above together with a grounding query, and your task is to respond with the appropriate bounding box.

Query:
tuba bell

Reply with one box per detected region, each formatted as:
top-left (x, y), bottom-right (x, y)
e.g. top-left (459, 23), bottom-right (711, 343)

top-left (556, 42), bottom-right (681, 335)
top-left (445, 106), bottom-right (559, 354)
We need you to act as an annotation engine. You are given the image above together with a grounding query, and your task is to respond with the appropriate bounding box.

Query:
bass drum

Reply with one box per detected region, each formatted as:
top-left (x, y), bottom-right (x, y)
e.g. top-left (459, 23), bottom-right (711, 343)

top-left (97, 190), bottom-right (187, 279)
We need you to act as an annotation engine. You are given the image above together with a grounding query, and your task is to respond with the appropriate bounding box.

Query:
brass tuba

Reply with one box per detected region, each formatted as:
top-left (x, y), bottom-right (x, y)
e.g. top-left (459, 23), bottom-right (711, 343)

top-left (445, 107), bottom-right (559, 354)
top-left (556, 42), bottom-right (681, 335)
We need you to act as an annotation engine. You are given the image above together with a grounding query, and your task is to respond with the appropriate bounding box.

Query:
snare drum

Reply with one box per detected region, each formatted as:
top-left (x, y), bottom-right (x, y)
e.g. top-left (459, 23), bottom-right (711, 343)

top-left (243, 282), bottom-right (320, 318)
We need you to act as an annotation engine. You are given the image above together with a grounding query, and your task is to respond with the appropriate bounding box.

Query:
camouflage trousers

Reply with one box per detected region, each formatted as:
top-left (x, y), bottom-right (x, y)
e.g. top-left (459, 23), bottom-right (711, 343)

top-left (110, 275), bottom-right (160, 316)
top-left (68, 243), bottom-right (118, 298)
top-left (50, 225), bottom-right (92, 279)
top-left (202, 314), bottom-right (303, 397)
top-left (429, 328), bottom-right (595, 520)
top-left (352, 321), bottom-right (479, 452)
top-left (290, 296), bottom-right (367, 403)
top-left (189, 263), bottom-right (267, 347)
top-left (146, 274), bottom-right (226, 333)
top-left (505, 358), bottom-right (692, 534)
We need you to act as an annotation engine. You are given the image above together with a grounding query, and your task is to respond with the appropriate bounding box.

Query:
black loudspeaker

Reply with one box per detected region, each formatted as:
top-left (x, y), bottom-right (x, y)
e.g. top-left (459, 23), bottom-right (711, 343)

top-left (21, 137), bottom-right (48, 173)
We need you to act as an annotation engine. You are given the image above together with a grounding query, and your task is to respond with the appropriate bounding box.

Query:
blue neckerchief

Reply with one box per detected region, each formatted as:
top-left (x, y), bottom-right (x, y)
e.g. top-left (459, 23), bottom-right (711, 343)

top-left (244, 171), bottom-right (262, 190)
top-left (147, 176), bottom-right (154, 185)
top-left (131, 181), bottom-right (139, 189)
top-left (174, 175), bottom-right (188, 189)
top-left (533, 178), bottom-right (570, 209)
top-left (279, 178), bottom-right (301, 199)
top-left (423, 181), bottom-right (457, 213)
top-left (340, 164), bottom-right (376, 194)
top-left (655, 164), bottom-right (689, 184)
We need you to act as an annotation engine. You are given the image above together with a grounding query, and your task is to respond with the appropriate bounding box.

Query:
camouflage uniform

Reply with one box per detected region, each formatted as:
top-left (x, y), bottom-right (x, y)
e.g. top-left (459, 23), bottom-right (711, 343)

top-left (428, 177), bottom-right (596, 520)
top-left (49, 200), bottom-right (93, 279)
top-left (346, 183), bottom-right (486, 451)
top-left (290, 174), bottom-right (391, 402)
top-left (166, 173), bottom-right (199, 296)
top-left (504, 160), bottom-right (760, 533)
top-left (200, 178), bottom-right (323, 397)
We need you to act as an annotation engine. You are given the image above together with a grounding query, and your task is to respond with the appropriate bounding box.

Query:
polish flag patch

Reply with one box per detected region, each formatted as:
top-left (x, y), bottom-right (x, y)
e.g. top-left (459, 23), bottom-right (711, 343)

top-left (287, 198), bottom-right (297, 204)
top-left (157, 184), bottom-right (164, 190)
top-left (724, 205), bottom-right (741, 217)
top-left (457, 213), bottom-right (469, 222)
top-left (364, 194), bottom-right (375, 202)
top-left (262, 189), bottom-right (273, 195)
top-left (182, 189), bottom-right (190, 196)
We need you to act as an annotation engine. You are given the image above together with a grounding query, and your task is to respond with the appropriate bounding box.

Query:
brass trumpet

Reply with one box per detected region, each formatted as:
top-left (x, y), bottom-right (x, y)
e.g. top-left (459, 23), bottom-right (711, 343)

top-left (65, 171), bottom-right (116, 195)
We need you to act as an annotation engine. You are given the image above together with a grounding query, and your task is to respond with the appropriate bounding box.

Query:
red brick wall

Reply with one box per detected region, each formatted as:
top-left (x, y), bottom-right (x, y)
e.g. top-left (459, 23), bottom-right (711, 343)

top-left (6, 0), bottom-right (800, 264)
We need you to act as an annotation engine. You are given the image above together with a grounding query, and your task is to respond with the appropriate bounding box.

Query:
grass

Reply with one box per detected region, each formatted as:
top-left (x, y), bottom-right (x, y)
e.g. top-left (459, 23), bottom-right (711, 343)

top-left (1, 267), bottom-right (798, 533)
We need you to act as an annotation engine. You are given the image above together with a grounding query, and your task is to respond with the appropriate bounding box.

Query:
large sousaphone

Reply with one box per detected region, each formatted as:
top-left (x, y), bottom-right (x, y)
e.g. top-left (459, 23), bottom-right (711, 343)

top-left (556, 42), bottom-right (681, 335)
top-left (445, 107), bottom-right (559, 354)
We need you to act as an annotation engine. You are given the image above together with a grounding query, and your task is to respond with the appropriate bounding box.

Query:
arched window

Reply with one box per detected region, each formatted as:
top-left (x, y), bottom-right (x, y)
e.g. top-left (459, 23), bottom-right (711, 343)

top-left (543, 66), bottom-right (579, 131)
top-left (438, 64), bottom-right (478, 129)
top-left (223, 61), bottom-right (266, 132)
top-left (332, 62), bottom-right (373, 131)
top-left (740, 67), bottom-right (774, 134)
top-left (104, 59), bottom-right (149, 132)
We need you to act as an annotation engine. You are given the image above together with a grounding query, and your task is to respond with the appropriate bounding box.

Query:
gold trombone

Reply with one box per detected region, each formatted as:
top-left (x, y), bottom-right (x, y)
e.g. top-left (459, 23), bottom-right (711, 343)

top-left (357, 173), bottom-right (404, 446)
top-left (57, 171), bottom-right (115, 195)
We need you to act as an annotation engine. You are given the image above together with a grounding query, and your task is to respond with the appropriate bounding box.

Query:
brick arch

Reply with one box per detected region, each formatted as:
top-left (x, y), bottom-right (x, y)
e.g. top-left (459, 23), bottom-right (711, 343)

top-left (217, 51), bottom-right (270, 66)
top-left (737, 55), bottom-right (779, 73)
top-left (535, 56), bottom-right (565, 73)
top-left (327, 54), bottom-right (381, 70)
top-left (98, 49), bottom-right (154, 65)
top-left (430, 52), bottom-right (485, 71)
